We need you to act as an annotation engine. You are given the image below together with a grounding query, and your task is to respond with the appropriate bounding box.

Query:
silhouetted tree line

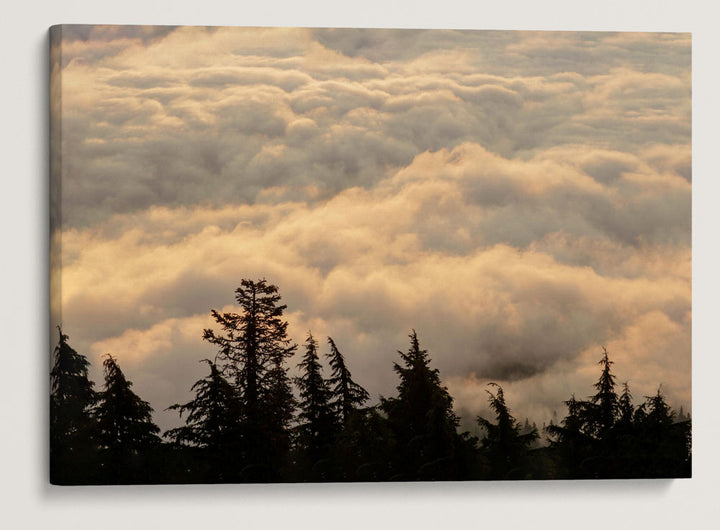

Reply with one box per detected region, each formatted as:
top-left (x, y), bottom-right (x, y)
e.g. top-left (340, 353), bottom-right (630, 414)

top-left (50, 279), bottom-right (691, 484)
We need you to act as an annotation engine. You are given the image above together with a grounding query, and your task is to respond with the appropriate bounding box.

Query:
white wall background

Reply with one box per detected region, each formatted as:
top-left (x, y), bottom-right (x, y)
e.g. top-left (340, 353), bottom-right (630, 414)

top-left (1, 1), bottom-right (718, 528)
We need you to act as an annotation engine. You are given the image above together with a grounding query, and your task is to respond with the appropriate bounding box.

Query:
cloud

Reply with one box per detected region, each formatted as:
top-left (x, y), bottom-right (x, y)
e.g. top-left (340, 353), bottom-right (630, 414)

top-left (57, 142), bottom-right (690, 430)
top-left (55, 28), bottom-right (690, 228)
top-left (53, 27), bottom-right (691, 431)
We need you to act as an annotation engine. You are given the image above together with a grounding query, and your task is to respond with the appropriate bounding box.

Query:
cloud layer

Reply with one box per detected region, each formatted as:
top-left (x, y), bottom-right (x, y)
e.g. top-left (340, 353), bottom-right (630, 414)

top-left (52, 26), bottom-right (691, 432)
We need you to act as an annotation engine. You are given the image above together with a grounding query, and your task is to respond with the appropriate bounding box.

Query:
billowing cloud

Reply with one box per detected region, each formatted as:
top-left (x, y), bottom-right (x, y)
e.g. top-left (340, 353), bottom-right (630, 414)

top-left (54, 27), bottom-right (690, 227)
top-left (52, 27), bottom-right (691, 433)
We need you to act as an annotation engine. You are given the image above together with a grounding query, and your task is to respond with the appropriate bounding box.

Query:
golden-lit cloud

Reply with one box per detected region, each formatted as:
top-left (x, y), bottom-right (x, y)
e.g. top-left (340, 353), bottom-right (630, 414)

top-left (52, 27), bottom-right (691, 431)
top-left (59, 143), bottom-right (690, 430)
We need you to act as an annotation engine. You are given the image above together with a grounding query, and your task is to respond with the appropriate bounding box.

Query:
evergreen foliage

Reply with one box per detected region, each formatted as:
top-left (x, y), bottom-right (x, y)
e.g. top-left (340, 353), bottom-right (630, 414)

top-left (545, 394), bottom-right (595, 478)
top-left (164, 359), bottom-right (241, 481)
top-left (165, 359), bottom-right (240, 449)
top-left (326, 337), bottom-right (369, 424)
top-left (260, 352), bottom-right (297, 477)
top-left (49, 327), bottom-right (98, 484)
top-left (95, 354), bottom-right (161, 450)
top-left (94, 354), bottom-right (161, 482)
top-left (49, 283), bottom-right (692, 484)
top-left (202, 279), bottom-right (296, 481)
top-left (617, 382), bottom-right (634, 427)
top-left (589, 346), bottom-right (619, 439)
top-left (294, 333), bottom-right (336, 480)
top-left (382, 330), bottom-right (461, 480)
top-left (322, 337), bottom-right (374, 481)
top-left (632, 387), bottom-right (692, 478)
top-left (477, 384), bottom-right (538, 479)
top-left (546, 349), bottom-right (691, 479)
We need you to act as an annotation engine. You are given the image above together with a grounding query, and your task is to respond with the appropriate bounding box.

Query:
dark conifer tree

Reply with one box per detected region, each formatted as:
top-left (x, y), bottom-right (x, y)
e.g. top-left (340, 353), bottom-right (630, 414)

top-left (166, 359), bottom-right (239, 449)
top-left (604, 380), bottom-right (640, 477)
top-left (324, 337), bottom-right (374, 480)
top-left (203, 279), bottom-right (296, 481)
top-left (617, 381), bottom-right (634, 427)
top-left (382, 330), bottom-right (461, 480)
top-left (477, 384), bottom-right (538, 479)
top-left (633, 387), bottom-right (691, 478)
top-left (94, 354), bottom-right (160, 483)
top-left (547, 348), bottom-right (621, 478)
top-left (50, 327), bottom-right (98, 484)
top-left (589, 347), bottom-right (619, 439)
top-left (165, 359), bottom-right (241, 481)
top-left (261, 351), bottom-right (297, 477)
top-left (294, 333), bottom-right (336, 480)
top-left (326, 337), bottom-right (369, 424)
top-left (545, 394), bottom-right (595, 479)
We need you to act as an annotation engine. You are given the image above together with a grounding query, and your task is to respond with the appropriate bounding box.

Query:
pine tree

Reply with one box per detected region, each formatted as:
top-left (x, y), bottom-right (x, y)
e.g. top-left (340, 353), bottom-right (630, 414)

top-left (633, 387), bottom-right (691, 478)
top-left (203, 279), bottom-right (296, 480)
top-left (589, 346), bottom-right (618, 439)
top-left (94, 354), bottom-right (160, 482)
top-left (49, 327), bottom-right (98, 484)
top-left (164, 359), bottom-right (241, 481)
top-left (546, 348), bottom-right (620, 478)
top-left (617, 382), bottom-right (634, 427)
top-left (261, 350), bottom-right (297, 477)
top-left (545, 394), bottom-right (594, 478)
top-left (477, 384), bottom-right (538, 479)
top-left (294, 333), bottom-right (336, 479)
top-left (165, 359), bottom-right (240, 450)
top-left (326, 337), bottom-right (369, 425)
top-left (382, 330), bottom-right (460, 480)
top-left (321, 337), bottom-right (377, 481)
top-left (593, 380), bottom-right (637, 478)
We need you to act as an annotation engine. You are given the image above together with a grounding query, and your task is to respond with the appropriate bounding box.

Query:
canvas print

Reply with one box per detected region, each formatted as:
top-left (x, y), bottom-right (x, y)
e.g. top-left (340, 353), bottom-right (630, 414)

top-left (49, 25), bottom-right (691, 484)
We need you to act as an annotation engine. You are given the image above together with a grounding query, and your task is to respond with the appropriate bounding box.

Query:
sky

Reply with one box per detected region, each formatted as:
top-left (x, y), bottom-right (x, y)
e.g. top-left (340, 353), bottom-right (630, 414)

top-left (50, 25), bottom-right (691, 433)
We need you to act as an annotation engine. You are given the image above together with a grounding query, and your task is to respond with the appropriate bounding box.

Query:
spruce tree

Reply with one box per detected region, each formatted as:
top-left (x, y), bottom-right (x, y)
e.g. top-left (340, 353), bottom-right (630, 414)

top-left (477, 384), bottom-right (538, 479)
top-left (633, 387), bottom-right (691, 477)
top-left (49, 327), bottom-right (98, 484)
top-left (545, 394), bottom-right (595, 479)
top-left (166, 359), bottom-right (240, 449)
top-left (165, 359), bottom-right (241, 481)
top-left (94, 354), bottom-right (160, 482)
top-left (382, 330), bottom-right (460, 480)
top-left (589, 346), bottom-right (619, 439)
top-left (617, 381), bottom-right (634, 427)
top-left (547, 348), bottom-right (620, 478)
top-left (261, 351), bottom-right (297, 477)
top-left (203, 279), bottom-right (296, 480)
top-left (324, 336), bottom-right (374, 481)
top-left (294, 333), bottom-right (336, 480)
top-left (326, 337), bottom-right (369, 424)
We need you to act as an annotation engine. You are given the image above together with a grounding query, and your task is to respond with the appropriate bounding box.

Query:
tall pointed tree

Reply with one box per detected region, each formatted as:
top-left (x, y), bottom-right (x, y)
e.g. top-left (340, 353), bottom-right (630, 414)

top-left (326, 337), bottom-right (369, 425)
top-left (477, 383), bottom-right (538, 479)
top-left (165, 359), bottom-right (240, 450)
top-left (549, 347), bottom-right (620, 478)
top-left (545, 394), bottom-right (595, 479)
top-left (294, 332), bottom-right (336, 479)
top-left (382, 330), bottom-right (460, 480)
top-left (95, 354), bottom-right (160, 451)
top-left (633, 387), bottom-right (691, 478)
top-left (203, 279), bottom-right (296, 480)
top-left (323, 337), bottom-right (379, 481)
top-left (261, 350), bottom-right (297, 477)
top-left (617, 381), bottom-right (635, 427)
top-left (165, 359), bottom-right (242, 482)
top-left (94, 354), bottom-right (160, 482)
top-left (50, 327), bottom-right (98, 484)
top-left (589, 346), bottom-right (619, 439)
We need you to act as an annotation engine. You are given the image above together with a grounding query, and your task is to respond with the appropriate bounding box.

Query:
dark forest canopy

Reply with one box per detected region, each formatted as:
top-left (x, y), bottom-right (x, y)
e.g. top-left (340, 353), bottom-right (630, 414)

top-left (50, 279), bottom-right (691, 484)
